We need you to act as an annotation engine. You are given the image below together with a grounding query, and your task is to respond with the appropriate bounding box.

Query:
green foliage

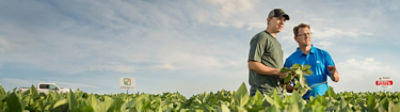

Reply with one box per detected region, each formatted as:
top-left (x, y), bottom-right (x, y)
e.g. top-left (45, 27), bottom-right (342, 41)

top-left (5, 93), bottom-right (23, 112)
top-left (281, 64), bottom-right (312, 95)
top-left (1, 83), bottom-right (400, 111)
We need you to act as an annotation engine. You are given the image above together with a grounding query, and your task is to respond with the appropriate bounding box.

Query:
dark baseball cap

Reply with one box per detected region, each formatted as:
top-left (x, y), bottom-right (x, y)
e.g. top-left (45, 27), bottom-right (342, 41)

top-left (267, 8), bottom-right (290, 20)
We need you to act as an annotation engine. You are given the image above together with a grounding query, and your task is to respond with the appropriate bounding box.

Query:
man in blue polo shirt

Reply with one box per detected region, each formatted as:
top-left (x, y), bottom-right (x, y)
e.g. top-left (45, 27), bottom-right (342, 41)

top-left (284, 23), bottom-right (340, 99)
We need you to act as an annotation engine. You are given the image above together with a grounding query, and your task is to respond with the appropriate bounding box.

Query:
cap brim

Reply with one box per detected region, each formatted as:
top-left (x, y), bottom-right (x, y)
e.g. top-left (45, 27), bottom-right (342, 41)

top-left (282, 14), bottom-right (290, 20)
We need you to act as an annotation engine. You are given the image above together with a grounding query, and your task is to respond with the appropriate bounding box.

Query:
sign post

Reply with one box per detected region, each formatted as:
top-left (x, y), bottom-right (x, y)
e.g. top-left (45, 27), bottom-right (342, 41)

top-left (375, 77), bottom-right (393, 92)
top-left (120, 77), bottom-right (135, 94)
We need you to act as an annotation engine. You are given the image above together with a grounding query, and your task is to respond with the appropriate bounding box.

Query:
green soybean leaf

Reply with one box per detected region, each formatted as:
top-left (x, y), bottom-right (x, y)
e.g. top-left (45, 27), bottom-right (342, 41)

top-left (367, 94), bottom-right (376, 111)
top-left (280, 67), bottom-right (290, 73)
top-left (0, 85), bottom-right (5, 96)
top-left (284, 75), bottom-right (293, 83)
top-left (291, 64), bottom-right (301, 69)
top-left (272, 90), bottom-right (283, 109)
top-left (302, 65), bottom-right (311, 71)
top-left (326, 86), bottom-right (336, 97)
top-left (68, 89), bottom-right (77, 111)
top-left (234, 82), bottom-right (248, 100)
top-left (30, 85), bottom-right (38, 98)
top-left (53, 99), bottom-right (67, 109)
top-left (221, 104), bottom-right (230, 112)
top-left (304, 70), bottom-right (312, 75)
top-left (6, 93), bottom-right (23, 112)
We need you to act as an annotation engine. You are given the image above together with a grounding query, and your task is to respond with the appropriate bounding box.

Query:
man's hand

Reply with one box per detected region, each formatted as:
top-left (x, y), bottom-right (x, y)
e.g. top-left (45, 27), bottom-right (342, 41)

top-left (328, 66), bottom-right (339, 82)
top-left (279, 71), bottom-right (289, 79)
top-left (248, 61), bottom-right (288, 76)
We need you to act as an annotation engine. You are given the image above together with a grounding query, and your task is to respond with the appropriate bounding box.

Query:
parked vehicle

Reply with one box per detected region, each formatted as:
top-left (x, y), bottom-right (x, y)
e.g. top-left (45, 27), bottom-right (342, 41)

top-left (19, 83), bottom-right (69, 93)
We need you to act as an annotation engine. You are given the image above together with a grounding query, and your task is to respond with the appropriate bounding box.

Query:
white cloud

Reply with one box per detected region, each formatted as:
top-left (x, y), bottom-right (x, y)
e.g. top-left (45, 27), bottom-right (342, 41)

top-left (87, 64), bottom-right (135, 73)
top-left (1, 78), bottom-right (32, 87)
top-left (207, 0), bottom-right (254, 18)
top-left (387, 1), bottom-right (399, 11)
top-left (161, 52), bottom-right (224, 71)
top-left (57, 81), bottom-right (97, 89)
top-left (0, 37), bottom-right (8, 53)
top-left (313, 28), bottom-right (372, 39)
top-left (314, 40), bottom-right (333, 49)
top-left (199, 0), bottom-right (263, 29)
top-left (153, 63), bottom-right (178, 71)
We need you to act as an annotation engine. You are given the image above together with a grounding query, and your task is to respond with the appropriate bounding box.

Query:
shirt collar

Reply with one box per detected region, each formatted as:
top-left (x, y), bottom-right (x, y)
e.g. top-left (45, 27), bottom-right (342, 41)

top-left (310, 45), bottom-right (316, 54)
top-left (296, 45), bottom-right (316, 56)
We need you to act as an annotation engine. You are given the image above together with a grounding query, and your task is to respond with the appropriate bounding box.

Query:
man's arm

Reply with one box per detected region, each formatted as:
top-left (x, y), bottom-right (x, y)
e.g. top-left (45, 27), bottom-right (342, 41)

top-left (248, 61), bottom-right (287, 78)
top-left (328, 66), bottom-right (339, 82)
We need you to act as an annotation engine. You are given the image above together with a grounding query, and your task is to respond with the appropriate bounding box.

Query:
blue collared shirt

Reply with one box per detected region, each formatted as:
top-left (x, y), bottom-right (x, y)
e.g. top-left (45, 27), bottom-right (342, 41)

top-left (284, 45), bottom-right (335, 99)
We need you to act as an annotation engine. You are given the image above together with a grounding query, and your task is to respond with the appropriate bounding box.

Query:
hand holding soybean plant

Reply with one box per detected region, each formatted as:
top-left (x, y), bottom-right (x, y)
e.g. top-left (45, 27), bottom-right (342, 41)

top-left (280, 64), bottom-right (312, 95)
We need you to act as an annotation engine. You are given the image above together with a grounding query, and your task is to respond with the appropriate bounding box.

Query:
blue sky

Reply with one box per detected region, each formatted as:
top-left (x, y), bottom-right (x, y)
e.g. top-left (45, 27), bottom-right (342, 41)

top-left (0, 0), bottom-right (399, 97)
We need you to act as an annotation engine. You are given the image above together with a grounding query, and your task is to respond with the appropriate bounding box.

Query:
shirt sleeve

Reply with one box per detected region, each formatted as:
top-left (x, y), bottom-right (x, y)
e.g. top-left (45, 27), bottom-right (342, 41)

top-left (324, 51), bottom-right (335, 66)
top-left (284, 58), bottom-right (291, 68)
top-left (248, 35), bottom-right (268, 62)
top-left (323, 51), bottom-right (335, 77)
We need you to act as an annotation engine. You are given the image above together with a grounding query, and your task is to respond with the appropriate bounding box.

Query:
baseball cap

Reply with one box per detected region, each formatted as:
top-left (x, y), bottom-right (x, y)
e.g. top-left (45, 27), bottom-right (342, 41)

top-left (268, 8), bottom-right (290, 20)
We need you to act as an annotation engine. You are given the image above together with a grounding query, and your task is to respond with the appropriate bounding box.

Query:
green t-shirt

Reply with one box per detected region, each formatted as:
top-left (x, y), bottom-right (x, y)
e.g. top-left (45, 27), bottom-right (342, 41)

top-left (248, 31), bottom-right (284, 95)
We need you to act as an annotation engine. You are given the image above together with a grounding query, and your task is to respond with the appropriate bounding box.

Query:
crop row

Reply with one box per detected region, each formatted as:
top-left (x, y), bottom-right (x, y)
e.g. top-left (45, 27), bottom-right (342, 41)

top-left (1, 83), bottom-right (400, 112)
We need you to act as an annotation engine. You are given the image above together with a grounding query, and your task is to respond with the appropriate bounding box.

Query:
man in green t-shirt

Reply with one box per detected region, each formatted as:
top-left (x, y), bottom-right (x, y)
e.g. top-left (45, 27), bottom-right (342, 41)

top-left (248, 8), bottom-right (290, 96)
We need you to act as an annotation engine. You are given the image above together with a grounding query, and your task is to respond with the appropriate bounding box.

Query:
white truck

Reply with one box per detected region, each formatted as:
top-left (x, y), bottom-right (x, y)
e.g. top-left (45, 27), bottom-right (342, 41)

top-left (19, 83), bottom-right (70, 93)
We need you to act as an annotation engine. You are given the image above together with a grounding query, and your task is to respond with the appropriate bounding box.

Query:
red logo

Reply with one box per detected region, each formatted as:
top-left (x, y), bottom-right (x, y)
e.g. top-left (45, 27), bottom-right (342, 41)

top-left (375, 80), bottom-right (393, 86)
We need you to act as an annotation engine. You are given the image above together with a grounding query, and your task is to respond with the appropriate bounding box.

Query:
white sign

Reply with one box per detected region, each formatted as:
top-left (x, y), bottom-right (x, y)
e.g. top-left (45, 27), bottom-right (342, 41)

top-left (375, 77), bottom-right (393, 89)
top-left (120, 78), bottom-right (135, 90)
